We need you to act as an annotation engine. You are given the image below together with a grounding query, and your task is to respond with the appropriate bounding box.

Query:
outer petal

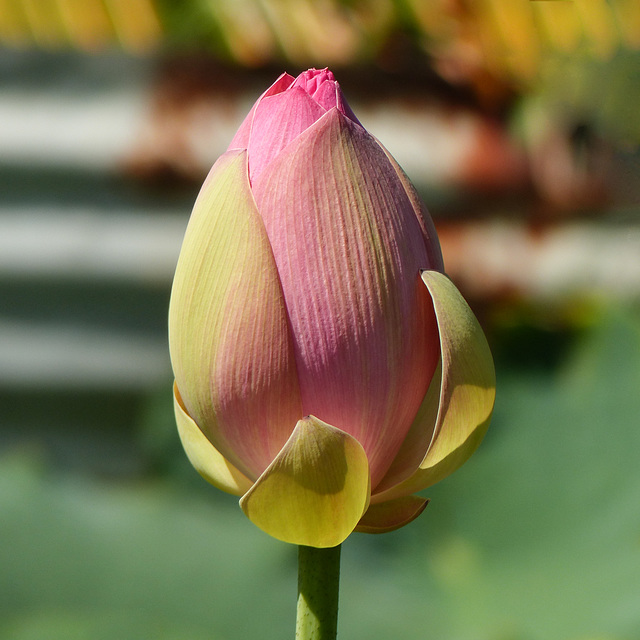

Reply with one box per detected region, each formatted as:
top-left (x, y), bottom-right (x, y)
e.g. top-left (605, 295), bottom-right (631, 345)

top-left (373, 271), bottom-right (495, 502)
top-left (240, 415), bottom-right (371, 548)
top-left (252, 108), bottom-right (440, 488)
top-left (168, 149), bottom-right (302, 481)
top-left (377, 138), bottom-right (444, 272)
top-left (173, 382), bottom-right (253, 497)
top-left (355, 495), bottom-right (429, 534)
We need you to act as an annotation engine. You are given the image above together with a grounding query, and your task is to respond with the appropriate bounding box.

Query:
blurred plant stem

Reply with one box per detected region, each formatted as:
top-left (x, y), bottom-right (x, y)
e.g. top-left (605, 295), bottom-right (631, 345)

top-left (296, 545), bottom-right (341, 640)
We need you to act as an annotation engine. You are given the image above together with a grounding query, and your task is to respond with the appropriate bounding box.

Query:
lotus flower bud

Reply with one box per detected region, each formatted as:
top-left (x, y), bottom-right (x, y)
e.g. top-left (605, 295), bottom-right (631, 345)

top-left (169, 68), bottom-right (495, 548)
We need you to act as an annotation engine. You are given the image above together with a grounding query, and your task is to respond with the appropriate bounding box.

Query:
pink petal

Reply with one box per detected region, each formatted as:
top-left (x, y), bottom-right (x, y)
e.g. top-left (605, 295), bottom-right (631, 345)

top-left (247, 87), bottom-right (327, 179)
top-left (228, 72), bottom-right (295, 151)
top-left (252, 109), bottom-right (440, 487)
top-left (307, 78), bottom-right (339, 111)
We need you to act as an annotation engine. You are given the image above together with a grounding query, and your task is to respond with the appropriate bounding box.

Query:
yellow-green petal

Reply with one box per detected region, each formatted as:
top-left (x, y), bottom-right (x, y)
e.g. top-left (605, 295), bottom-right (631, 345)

top-left (355, 495), bottom-right (429, 534)
top-left (168, 149), bottom-right (302, 480)
top-left (173, 382), bottom-right (253, 497)
top-left (240, 415), bottom-right (371, 548)
top-left (374, 271), bottom-right (495, 502)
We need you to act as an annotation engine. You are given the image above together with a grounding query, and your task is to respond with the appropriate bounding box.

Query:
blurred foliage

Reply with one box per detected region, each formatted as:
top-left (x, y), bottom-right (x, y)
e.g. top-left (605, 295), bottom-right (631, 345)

top-left (2, 304), bottom-right (640, 640)
top-left (2, 0), bottom-right (639, 75)
top-left (0, 0), bottom-right (162, 52)
top-left (514, 46), bottom-right (640, 151)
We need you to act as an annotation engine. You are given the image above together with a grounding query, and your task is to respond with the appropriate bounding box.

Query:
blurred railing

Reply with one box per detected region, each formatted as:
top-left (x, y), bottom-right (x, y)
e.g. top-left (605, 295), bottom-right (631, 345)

top-left (1, 1), bottom-right (639, 393)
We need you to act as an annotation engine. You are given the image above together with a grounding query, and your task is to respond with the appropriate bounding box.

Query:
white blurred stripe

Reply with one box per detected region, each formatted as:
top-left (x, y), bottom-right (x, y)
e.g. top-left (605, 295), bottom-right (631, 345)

top-left (0, 209), bottom-right (187, 283)
top-left (2, 209), bottom-right (640, 298)
top-left (0, 320), bottom-right (169, 389)
top-left (0, 90), bottom-right (147, 168)
top-left (440, 220), bottom-right (640, 300)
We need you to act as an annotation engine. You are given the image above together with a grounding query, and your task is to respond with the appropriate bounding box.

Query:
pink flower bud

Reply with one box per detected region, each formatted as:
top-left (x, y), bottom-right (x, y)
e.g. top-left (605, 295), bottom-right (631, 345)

top-left (169, 68), bottom-right (495, 547)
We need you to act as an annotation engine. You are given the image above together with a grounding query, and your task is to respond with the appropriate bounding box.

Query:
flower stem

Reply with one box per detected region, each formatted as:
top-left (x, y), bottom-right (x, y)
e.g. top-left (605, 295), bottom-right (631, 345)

top-left (296, 544), bottom-right (341, 640)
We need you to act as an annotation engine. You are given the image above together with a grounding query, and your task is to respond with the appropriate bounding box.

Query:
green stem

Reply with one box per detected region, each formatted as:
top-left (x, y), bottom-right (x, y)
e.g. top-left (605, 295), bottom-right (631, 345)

top-left (296, 545), bottom-right (341, 640)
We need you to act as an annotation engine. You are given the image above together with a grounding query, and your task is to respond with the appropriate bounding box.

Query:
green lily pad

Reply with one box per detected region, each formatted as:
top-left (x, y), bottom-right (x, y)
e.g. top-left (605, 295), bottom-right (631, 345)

top-left (1, 306), bottom-right (639, 640)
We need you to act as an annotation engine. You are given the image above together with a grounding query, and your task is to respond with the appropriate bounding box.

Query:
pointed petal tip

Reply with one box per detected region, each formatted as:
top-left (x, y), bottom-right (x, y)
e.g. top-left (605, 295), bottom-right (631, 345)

top-left (419, 271), bottom-right (495, 470)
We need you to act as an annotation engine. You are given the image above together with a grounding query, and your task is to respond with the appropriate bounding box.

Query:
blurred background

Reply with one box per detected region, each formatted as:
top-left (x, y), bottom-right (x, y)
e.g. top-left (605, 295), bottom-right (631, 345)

top-left (1, 1), bottom-right (640, 639)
